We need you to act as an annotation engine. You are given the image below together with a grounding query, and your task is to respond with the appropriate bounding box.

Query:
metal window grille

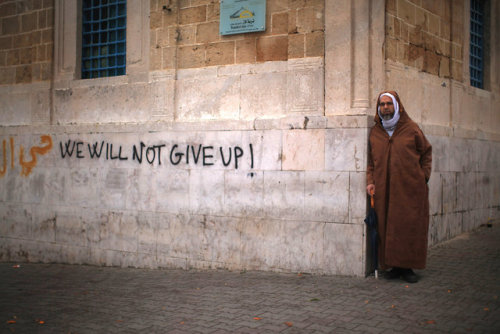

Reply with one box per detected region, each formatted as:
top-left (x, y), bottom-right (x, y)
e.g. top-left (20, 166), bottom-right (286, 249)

top-left (470, 0), bottom-right (484, 88)
top-left (82, 0), bottom-right (126, 79)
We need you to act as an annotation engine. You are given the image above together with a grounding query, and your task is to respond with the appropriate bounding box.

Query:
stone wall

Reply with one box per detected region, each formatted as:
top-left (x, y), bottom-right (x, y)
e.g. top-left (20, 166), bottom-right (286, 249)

top-left (0, 115), bottom-right (368, 275)
top-left (385, 0), bottom-right (500, 245)
top-left (0, 0), bottom-right (54, 85)
top-left (150, 0), bottom-right (324, 70)
top-left (385, 0), bottom-right (463, 80)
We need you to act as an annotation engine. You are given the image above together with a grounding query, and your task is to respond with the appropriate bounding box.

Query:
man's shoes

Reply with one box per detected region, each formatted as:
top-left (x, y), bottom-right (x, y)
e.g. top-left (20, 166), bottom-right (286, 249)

top-left (385, 267), bottom-right (402, 279)
top-left (401, 268), bottom-right (418, 283)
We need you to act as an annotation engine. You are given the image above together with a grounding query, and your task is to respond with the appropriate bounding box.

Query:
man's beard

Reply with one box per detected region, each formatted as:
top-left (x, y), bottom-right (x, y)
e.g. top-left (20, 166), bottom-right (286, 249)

top-left (382, 112), bottom-right (394, 121)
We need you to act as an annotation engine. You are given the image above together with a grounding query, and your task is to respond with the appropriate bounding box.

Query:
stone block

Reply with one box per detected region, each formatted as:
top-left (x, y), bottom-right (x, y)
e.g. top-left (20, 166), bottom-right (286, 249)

top-left (421, 77), bottom-right (450, 126)
top-left (451, 59), bottom-right (463, 81)
top-left (99, 211), bottom-right (138, 252)
top-left (0, 203), bottom-right (32, 239)
top-left (428, 172), bottom-right (442, 215)
top-left (235, 39), bottom-right (256, 64)
top-left (323, 223), bottom-right (364, 276)
top-left (305, 31), bottom-right (324, 57)
top-left (176, 25), bottom-right (196, 45)
top-left (387, 0), bottom-right (396, 15)
top-left (262, 171), bottom-right (305, 220)
top-left (150, 10), bottom-right (162, 29)
top-left (397, 40), bottom-right (409, 65)
top-left (286, 57), bottom-right (324, 113)
top-left (256, 36), bottom-right (288, 62)
top-left (21, 12), bottom-right (37, 32)
top-left (126, 169), bottom-right (158, 212)
top-left (177, 45), bottom-right (206, 69)
top-left (31, 205), bottom-right (56, 243)
top-left (55, 209), bottom-right (97, 248)
top-left (288, 33), bottom-right (304, 58)
top-left (385, 37), bottom-right (397, 60)
top-left (54, 81), bottom-right (166, 124)
top-left (206, 2), bottom-right (220, 21)
top-left (196, 21), bottom-right (219, 43)
top-left (15, 65), bottom-right (32, 84)
top-left (456, 172), bottom-right (476, 212)
top-left (189, 170), bottom-right (225, 216)
top-left (441, 172), bottom-right (457, 214)
top-left (155, 169), bottom-right (190, 214)
top-left (179, 6), bottom-right (206, 25)
top-left (325, 128), bottom-right (367, 172)
top-left (240, 71), bottom-right (287, 119)
top-left (439, 56), bottom-right (450, 78)
top-left (282, 129), bottom-right (324, 171)
top-left (137, 211), bottom-right (158, 255)
top-left (66, 168), bottom-right (99, 207)
top-left (158, 214), bottom-right (241, 266)
top-left (296, 6), bottom-right (323, 33)
top-left (176, 74), bottom-right (240, 121)
top-left (282, 221), bottom-right (325, 272)
top-left (349, 172), bottom-right (368, 223)
top-left (422, 0), bottom-right (443, 16)
top-left (2, 16), bottom-right (20, 35)
top-left (223, 170), bottom-right (264, 217)
top-left (304, 171), bottom-right (349, 223)
top-left (206, 41), bottom-right (235, 66)
top-left (397, 0), bottom-right (415, 25)
top-left (271, 12), bottom-right (288, 35)
top-left (423, 49), bottom-right (440, 75)
top-left (240, 218), bottom-right (284, 270)
top-left (243, 130), bottom-right (282, 170)
top-left (99, 167), bottom-right (129, 210)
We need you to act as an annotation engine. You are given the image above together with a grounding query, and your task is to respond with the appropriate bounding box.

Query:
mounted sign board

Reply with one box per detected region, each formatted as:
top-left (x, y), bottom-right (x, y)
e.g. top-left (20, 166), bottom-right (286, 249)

top-left (219, 0), bottom-right (266, 35)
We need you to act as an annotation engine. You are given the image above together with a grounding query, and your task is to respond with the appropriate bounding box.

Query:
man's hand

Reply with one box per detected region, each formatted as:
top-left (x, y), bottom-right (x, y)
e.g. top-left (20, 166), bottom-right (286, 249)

top-left (366, 184), bottom-right (375, 196)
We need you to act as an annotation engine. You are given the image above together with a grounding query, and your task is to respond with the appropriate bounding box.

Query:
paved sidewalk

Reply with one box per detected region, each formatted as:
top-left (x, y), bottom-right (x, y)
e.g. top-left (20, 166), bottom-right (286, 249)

top-left (1, 224), bottom-right (499, 334)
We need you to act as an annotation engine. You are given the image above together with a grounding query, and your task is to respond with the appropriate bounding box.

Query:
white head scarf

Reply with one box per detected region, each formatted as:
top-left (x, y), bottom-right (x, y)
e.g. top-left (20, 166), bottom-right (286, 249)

top-left (377, 93), bottom-right (400, 137)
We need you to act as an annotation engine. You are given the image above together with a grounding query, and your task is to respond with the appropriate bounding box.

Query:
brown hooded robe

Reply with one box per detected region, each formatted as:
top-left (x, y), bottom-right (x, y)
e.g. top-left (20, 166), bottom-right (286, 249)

top-left (367, 91), bottom-right (432, 270)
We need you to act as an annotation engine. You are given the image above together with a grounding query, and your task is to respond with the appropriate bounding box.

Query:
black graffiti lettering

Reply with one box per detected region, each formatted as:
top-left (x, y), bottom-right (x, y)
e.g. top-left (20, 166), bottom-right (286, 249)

top-left (133, 142), bottom-right (163, 164)
top-left (60, 139), bottom-right (256, 169)
top-left (59, 140), bottom-right (76, 158)
top-left (155, 145), bottom-right (165, 165)
top-left (203, 146), bottom-right (214, 166)
top-left (249, 143), bottom-right (254, 169)
top-left (76, 142), bottom-right (84, 158)
top-left (118, 146), bottom-right (128, 160)
top-left (170, 144), bottom-right (183, 165)
top-left (191, 144), bottom-right (202, 164)
top-left (234, 146), bottom-right (243, 169)
top-left (88, 141), bottom-right (105, 158)
top-left (132, 142), bottom-right (147, 163)
top-left (106, 144), bottom-right (128, 160)
top-left (109, 144), bottom-right (119, 160)
top-left (146, 146), bottom-right (156, 164)
top-left (220, 147), bottom-right (232, 167)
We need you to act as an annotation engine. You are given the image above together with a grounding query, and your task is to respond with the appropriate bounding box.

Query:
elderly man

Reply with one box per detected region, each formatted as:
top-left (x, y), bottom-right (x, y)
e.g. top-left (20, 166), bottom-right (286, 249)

top-left (366, 91), bottom-right (432, 283)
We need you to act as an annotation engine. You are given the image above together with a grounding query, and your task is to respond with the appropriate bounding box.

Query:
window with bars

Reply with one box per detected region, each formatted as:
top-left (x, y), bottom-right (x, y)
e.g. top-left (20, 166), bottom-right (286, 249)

top-left (82, 0), bottom-right (126, 79)
top-left (470, 0), bottom-right (484, 88)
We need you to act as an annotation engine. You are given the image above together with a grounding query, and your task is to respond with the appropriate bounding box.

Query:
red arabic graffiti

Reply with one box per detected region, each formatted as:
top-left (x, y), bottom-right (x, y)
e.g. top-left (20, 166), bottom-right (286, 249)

top-left (0, 135), bottom-right (53, 177)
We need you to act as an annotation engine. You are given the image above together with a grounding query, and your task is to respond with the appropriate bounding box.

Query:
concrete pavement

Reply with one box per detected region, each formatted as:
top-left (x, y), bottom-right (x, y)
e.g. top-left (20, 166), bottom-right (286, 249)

top-left (1, 223), bottom-right (499, 333)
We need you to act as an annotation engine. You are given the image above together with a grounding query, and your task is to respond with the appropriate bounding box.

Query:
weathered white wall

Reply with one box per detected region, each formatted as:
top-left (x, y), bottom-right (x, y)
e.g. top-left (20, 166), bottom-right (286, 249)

top-left (0, 113), bottom-right (368, 275)
top-left (386, 62), bottom-right (500, 245)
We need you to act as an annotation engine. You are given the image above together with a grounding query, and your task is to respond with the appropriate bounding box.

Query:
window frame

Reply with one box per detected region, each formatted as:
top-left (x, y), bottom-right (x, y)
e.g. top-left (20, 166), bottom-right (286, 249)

top-left (54, 0), bottom-right (148, 84)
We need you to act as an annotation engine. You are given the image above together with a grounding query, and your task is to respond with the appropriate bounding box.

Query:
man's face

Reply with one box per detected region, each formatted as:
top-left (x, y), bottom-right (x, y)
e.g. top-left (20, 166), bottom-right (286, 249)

top-left (379, 96), bottom-right (395, 120)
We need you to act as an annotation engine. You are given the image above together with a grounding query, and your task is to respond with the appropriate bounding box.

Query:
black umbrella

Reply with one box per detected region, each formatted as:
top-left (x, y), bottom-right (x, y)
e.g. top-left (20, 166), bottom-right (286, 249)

top-left (364, 191), bottom-right (378, 278)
